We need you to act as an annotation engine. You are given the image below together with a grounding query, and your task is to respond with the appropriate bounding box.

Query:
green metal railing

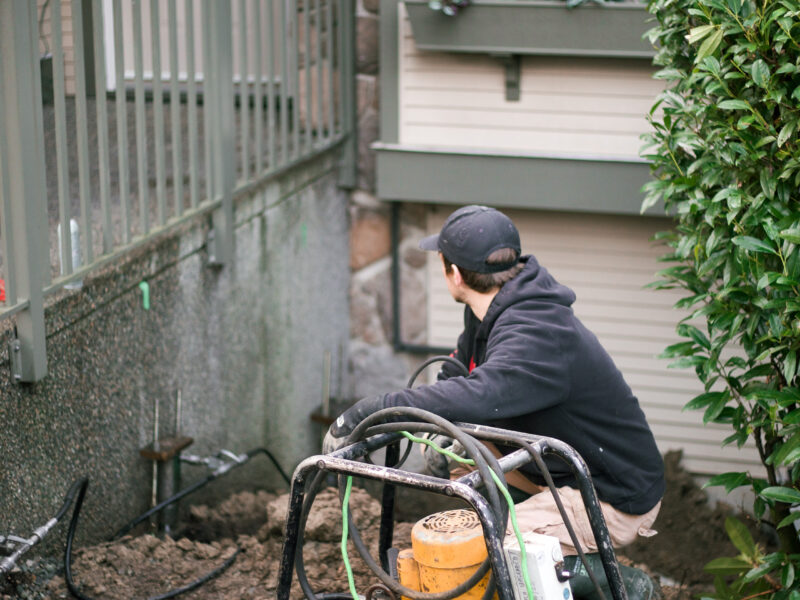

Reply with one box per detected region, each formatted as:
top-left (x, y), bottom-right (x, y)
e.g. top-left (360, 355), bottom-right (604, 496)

top-left (0, 0), bottom-right (356, 382)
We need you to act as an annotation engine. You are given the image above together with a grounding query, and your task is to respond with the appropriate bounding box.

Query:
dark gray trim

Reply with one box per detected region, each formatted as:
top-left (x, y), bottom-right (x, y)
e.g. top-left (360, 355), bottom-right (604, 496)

top-left (375, 145), bottom-right (656, 215)
top-left (405, 0), bottom-right (655, 59)
top-left (379, 0), bottom-right (400, 143)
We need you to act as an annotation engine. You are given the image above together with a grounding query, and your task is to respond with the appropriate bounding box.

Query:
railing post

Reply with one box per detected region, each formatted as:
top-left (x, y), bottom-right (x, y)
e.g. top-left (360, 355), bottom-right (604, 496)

top-left (0, 1), bottom-right (49, 382)
top-left (204, 0), bottom-right (235, 267)
top-left (338, 0), bottom-right (357, 188)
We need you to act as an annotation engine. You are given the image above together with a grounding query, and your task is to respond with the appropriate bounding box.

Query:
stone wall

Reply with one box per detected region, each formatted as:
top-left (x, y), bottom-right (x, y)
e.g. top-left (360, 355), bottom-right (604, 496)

top-left (348, 0), bottom-right (438, 401)
top-left (0, 149), bottom-right (350, 552)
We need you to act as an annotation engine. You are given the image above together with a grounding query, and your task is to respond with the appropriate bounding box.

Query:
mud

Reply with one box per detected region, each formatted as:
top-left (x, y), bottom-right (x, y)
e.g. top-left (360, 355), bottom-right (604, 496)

top-left (1, 451), bottom-right (776, 600)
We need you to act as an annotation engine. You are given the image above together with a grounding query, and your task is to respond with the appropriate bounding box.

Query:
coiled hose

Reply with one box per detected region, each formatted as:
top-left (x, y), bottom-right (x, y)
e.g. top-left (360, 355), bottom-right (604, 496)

top-left (293, 406), bottom-right (515, 600)
top-left (38, 445), bottom-right (288, 600)
top-left (113, 446), bottom-right (290, 540)
top-left (62, 478), bottom-right (241, 600)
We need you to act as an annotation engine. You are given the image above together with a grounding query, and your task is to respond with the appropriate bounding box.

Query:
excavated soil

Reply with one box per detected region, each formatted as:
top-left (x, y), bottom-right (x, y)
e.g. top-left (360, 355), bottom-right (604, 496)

top-left (1, 451), bottom-right (777, 600)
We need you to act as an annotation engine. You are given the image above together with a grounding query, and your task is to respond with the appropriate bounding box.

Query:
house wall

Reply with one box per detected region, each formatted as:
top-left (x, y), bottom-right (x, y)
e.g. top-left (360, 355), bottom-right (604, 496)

top-left (424, 206), bottom-right (764, 477)
top-left (347, 0), bottom-right (762, 483)
top-left (0, 149), bottom-right (350, 552)
top-left (397, 6), bottom-right (661, 159)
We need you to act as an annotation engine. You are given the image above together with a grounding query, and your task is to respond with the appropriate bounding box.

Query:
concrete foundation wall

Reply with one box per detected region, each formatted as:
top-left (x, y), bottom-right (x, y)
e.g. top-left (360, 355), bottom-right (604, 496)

top-left (0, 149), bottom-right (350, 552)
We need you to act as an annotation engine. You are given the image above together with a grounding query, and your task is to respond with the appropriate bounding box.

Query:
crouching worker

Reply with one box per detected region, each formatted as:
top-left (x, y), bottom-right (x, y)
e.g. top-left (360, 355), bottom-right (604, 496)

top-left (324, 205), bottom-right (664, 600)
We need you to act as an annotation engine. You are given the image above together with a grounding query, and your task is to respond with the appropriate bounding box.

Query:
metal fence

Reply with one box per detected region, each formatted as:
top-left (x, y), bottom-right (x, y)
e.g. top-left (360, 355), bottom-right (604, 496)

top-left (0, 0), bottom-right (356, 382)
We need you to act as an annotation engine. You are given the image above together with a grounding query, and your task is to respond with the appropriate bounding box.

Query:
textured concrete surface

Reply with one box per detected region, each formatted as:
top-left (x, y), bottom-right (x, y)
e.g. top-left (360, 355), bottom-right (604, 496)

top-left (0, 149), bottom-right (350, 555)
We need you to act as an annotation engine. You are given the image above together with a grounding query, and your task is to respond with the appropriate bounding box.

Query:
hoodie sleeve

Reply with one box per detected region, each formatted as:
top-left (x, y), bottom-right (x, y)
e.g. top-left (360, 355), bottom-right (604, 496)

top-left (385, 305), bottom-right (572, 424)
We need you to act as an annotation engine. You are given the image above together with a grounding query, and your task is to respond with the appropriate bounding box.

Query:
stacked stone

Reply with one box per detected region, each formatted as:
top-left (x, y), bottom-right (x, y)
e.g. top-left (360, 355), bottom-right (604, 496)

top-left (348, 1), bottom-right (431, 400)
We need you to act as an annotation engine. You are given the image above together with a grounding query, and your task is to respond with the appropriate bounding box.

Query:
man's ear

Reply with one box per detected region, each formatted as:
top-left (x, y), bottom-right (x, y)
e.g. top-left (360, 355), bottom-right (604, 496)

top-left (450, 264), bottom-right (463, 287)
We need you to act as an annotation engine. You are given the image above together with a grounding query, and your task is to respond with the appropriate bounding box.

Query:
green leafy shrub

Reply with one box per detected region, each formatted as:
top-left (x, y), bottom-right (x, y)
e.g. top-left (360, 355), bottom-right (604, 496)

top-left (642, 0), bottom-right (800, 594)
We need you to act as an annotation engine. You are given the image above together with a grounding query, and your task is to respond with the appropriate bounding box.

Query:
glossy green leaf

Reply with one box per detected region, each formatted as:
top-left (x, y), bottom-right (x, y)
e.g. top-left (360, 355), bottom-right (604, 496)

top-left (685, 391), bottom-right (727, 411)
top-left (732, 236), bottom-right (777, 254)
top-left (777, 511), bottom-right (800, 529)
top-left (760, 486), bottom-right (800, 504)
top-left (725, 517), bottom-right (756, 558)
top-left (750, 59), bottom-right (771, 88)
top-left (704, 556), bottom-right (751, 575)
top-left (704, 471), bottom-right (749, 492)
top-left (780, 228), bottom-right (800, 244)
top-left (697, 28), bottom-right (724, 62)
top-left (719, 99), bottom-right (750, 110)
top-left (688, 24), bottom-right (717, 44)
top-left (784, 349), bottom-right (797, 384)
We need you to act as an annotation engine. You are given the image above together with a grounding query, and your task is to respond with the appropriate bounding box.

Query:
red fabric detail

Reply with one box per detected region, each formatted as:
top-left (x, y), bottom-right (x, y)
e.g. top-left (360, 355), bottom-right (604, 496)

top-left (0, 279), bottom-right (5, 303)
top-left (469, 356), bottom-right (476, 373)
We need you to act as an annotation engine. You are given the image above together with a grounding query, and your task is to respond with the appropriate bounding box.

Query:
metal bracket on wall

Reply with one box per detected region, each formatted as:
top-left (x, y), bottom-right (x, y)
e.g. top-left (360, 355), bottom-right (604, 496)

top-left (9, 337), bottom-right (23, 383)
top-left (494, 54), bottom-right (521, 102)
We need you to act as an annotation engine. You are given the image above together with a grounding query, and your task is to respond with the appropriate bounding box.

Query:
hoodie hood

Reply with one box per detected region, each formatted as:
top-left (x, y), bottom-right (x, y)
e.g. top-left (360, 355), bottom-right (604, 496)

top-left (480, 255), bottom-right (576, 335)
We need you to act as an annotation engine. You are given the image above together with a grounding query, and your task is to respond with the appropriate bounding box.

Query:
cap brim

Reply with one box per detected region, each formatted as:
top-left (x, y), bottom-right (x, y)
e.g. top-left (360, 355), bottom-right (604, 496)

top-left (419, 233), bottom-right (440, 251)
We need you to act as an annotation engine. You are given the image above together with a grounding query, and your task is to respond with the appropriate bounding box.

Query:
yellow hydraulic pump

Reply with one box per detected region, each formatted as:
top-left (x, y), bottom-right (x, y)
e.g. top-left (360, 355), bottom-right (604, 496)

top-left (396, 509), bottom-right (497, 600)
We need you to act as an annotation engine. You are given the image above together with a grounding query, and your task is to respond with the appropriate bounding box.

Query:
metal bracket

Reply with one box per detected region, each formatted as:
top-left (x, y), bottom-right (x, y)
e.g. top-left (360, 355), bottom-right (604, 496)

top-left (495, 54), bottom-right (521, 102)
top-left (9, 337), bottom-right (22, 384)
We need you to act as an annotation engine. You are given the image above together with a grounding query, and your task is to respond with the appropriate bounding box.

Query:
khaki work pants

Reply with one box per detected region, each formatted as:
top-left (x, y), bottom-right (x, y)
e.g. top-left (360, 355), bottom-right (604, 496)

top-left (451, 443), bottom-right (660, 557)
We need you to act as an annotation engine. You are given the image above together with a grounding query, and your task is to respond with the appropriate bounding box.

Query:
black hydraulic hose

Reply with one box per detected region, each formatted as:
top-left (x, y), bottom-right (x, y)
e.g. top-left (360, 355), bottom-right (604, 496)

top-left (64, 479), bottom-right (92, 600)
top-left (337, 409), bottom-right (511, 600)
top-left (405, 355), bottom-right (469, 389)
top-left (249, 446), bottom-right (293, 486)
top-left (64, 479), bottom-right (241, 600)
top-left (113, 472), bottom-right (217, 540)
top-left (291, 423), bottom-right (499, 600)
top-left (113, 446), bottom-right (289, 540)
top-left (146, 548), bottom-right (241, 600)
top-left (520, 441), bottom-right (607, 600)
top-left (0, 477), bottom-right (89, 577)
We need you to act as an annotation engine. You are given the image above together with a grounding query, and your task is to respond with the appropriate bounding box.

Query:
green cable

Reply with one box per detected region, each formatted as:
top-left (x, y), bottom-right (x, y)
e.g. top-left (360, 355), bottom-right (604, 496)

top-left (341, 475), bottom-right (360, 600)
top-left (336, 432), bottom-right (535, 600)
top-left (487, 468), bottom-right (535, 600)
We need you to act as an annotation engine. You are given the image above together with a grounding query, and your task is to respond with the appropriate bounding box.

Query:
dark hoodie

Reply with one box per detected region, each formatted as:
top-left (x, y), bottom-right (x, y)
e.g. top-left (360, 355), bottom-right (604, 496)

top-left (385, 255), bottom-right (665, 515)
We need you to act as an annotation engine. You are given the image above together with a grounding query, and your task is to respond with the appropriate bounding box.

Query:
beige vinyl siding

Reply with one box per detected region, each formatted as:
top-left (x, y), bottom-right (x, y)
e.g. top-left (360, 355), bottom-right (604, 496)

top-left (425, 206), bottom-right (765, 477)
top-left (398, 5), bottom-right (662, 160)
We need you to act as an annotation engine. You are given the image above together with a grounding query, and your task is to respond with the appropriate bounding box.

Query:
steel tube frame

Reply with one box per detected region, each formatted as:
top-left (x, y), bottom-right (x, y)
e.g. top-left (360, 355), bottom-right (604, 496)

top-left (277, 452), bottom-right (514, 600)
top-left (277, 424), bottom-right (628, 600)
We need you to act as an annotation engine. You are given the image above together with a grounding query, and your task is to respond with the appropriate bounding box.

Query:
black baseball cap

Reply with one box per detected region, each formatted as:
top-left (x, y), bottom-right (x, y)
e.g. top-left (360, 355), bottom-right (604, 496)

top-left (419, 205), bottom-right (521, 273)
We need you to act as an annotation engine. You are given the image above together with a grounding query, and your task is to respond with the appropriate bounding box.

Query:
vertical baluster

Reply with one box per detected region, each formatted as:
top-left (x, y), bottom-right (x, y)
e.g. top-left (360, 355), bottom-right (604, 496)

top-left (253, 0), bottom-right (264, 174)
top-left (291, 0), bottom-right (300, 157)
top-left (202, 0), bottom-right (214, 201)
top-left (279, 0), bottom-right (289, 164)
top-left (239, 0), bottom-right (250, 181)
top-left (72, 0), bottom-right (94, 262)
top-left (169, 0), bottom-right (184, 217)
top-left (325, 0), bottom-right (333, 141)
top-left (151, 0), bottom-right (167, 225)
top-left (185, 0), bottom-right (199, 209)
top-left (266, 0), bottom-right (276, 169)
top-left (113, 0), bottom-right (131, 243)
top-left (315, 0), bottom-right (323, 143)
top-left (92, 0), bottom-right (113, 253)
top-left (133, 0), bottom-right (150, 234)
top-left (52, 0), bottom-right (73, 274)
top-left (303, 0), bottom-right (312, 152)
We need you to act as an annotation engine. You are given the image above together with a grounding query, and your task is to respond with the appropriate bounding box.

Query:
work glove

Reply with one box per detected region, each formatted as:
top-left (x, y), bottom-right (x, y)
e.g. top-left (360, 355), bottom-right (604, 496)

top-left (420, 434), bottom-right (466, 479)
top-left (322, 394), bottom-right (388, 454)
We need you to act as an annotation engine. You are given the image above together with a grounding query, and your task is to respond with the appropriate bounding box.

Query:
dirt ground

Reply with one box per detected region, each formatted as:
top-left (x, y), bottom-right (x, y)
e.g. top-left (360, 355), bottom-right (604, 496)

top-left (1, 450), bottom-right (777, 600)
